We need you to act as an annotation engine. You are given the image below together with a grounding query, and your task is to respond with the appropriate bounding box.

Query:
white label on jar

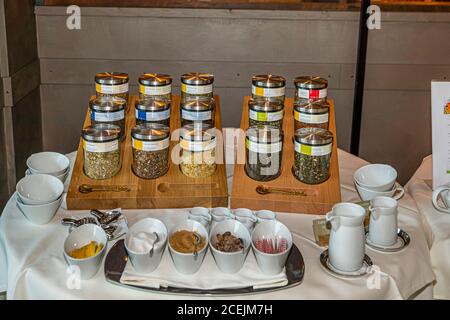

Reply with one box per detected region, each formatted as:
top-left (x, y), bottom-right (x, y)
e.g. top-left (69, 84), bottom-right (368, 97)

top-left (181, 109), bottom-right (212, 121)
top-left (294, 110), bottom-right (329, 124)
top-left (83, 139), bottom-right (119, 153)
top-left (252, 85), bottom-right (285, 98)
top-left (132, 137), bottom-right (170, 151)
top-left (294, 141), bottom-right (332, 156)
top-left (298, 88), bottom-right (327, 100)
top-left (96, 83), bottom-right (129, 95)
top-left (135, 108), bottom-right (170, 121)
top-left (246, 138), bottom-right (282, 154)
top-left (249, 109), bottom-right (283, 122)
top-left (180, 138), bottom-right (216, 152)
top-left (139, 84), bottom-right (171, 96)
top-left (182, 83), bottom-right (213, 95)
top-left (91, 109), bottom-right (125, 122)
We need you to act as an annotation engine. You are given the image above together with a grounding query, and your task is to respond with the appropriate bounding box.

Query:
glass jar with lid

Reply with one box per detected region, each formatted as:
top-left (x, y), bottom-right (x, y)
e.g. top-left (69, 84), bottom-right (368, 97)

top-left (245, 125), bottom-right (283, 181)
top-left (135, 98), bottom-right (171, 127)
top-left (82, 124), bottom-right (122, 180)
top-left (293, 127), bottom-right (333, 184)
top-left (294, 76), bottom-right (328, 104)
top-left (251, 74), bottom-right (286, 104)
top-left (179, 123), bottom-right (217, 178)
top-left (293, 100), bottom-right (330, 131)
top-left (139, 73), bottom-right (172, 101)
top-left (131, 123), bottom-right (170, 179)
top-left (180, 98), bottom-right (215, 127)
top-left (89, 96), bottom-right (126, 141)
top-left (95, 72), bottom-right (129, 101)
top-left (181, 73), bottom-right (214, 102)
top-left (248, 99), bottom-right (284, 129)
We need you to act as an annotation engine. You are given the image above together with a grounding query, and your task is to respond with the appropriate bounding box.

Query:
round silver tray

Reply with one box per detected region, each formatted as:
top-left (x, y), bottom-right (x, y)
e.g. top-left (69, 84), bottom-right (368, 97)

top-left (365, 228), bottom-right (410, 253)
top-left (320, 249), bottom-right (373, 280)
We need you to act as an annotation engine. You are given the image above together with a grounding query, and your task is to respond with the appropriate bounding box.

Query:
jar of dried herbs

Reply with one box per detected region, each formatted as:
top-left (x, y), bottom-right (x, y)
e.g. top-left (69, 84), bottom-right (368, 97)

top-left (131, 123), bottom-right (170, 179)
top-left (248, 99), bottom-right (284, 129)
top-left (181, 73), bottom-right (214, 102)
top-left (293, 100), bottom-right (330, 131)
top-left (139, 73), bottom-right (172, 101)
top-left (293, 127), bottom-right (333, 184)
top-left (245, 125), bottom-right (283, 181)
top-left (180, 124), bottom-right (217, 178)
top-left (82, 124), bottom-right (122, 180)
top-left (180, 98), bottom-right (215, 127)
top-left (90, 96), bottom-right (126, 141)
top-left (135, 98), bottom-right (171, 127)
top-left (95, 72), bottom-right (129, 102)
top-left (251, 74), bottom-right (286, 104)
top-left (294, 76), bottom-right (328, 104)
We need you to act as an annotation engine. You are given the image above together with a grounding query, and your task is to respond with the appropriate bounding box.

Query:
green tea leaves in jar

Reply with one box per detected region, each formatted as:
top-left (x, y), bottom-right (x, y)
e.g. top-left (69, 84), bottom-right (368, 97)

top-left (90, 96), bottom-right (127, 140)
top-left (293, 100), bottom-right (330, 131)
top-left (131, 123), bottom-right (170, 179)
top-left (251, 74), bottom-right (286, 104)
top-left (245, 125), bottom-right (283, 181)
top-left (294, 76), bottom-right (328, 104)
top-left (139, 73), bottom-right (172, 102)
top-left (248, 99), bottom-right (284, 129)
top-left (293, 127), bottom-right (333, 184)
top-left (95, 72), bottom-right (129, 101)
top-left (180, 98), bottom-right (215, 127)
top-left (82, 124), bottom-right (122, 180)
top-left (135, 98), bottom-right (171, 127)
top-left (181, 73), bottom-right (214, 103)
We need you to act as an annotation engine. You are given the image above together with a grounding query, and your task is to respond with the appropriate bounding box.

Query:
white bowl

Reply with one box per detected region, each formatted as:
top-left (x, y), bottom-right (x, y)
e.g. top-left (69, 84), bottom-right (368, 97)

top-left (16, 194), bottom-right (62, 225)
top-left (27, 152), bottom-right (70, 176)
top-left (168, 220), bottom-right (209, 275)
top-left (355, 181), bottom-right (405, 201)
top-left (16, 174), bottom-right (64, 205)
top-left (63, 224), bottom-right (108, 280)
top-left (354, 164), bottom-right (397, 192)
top-left (26, 168), bottom-right (69, 183)
top-left (125, 218), bottom-right (168, 274)
top-left (209, 220), bottom-right (251, 274)
top-left (251, 220), bottom-right (293, 275)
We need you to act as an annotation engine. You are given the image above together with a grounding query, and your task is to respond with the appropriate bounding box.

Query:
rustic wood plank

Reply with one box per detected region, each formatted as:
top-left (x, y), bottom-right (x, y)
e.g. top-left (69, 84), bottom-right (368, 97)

top-left (230, 96), bottom-right (341, 214)
top-left (11, 59), bottom-right (40, 104)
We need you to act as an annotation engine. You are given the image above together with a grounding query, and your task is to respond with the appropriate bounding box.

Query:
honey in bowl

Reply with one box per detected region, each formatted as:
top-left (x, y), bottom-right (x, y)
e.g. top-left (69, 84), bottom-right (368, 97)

top-left (69, 241), bottom-right (104, 259)
top-left (170, 230), bottom-right (206, 253)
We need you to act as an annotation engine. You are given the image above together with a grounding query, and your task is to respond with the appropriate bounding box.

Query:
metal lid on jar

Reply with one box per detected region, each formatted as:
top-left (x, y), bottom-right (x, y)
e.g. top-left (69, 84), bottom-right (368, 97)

top-left (82, 124), bottom-right (121, 142)
top-left (139, 73), bottom-right (172, 86)
top-left (135, 98), bottom-right (170, 112)
top-left (294, 127), bottom-right (333, 146)
top-left (181, 98), bottom-right (215, 111)
top-left (294, 100), bottom-right (330, 114)
top-left (95, 72), bottom-right (129, 85)
top-left (252, 74), bottom-right (286, 88)
top-left (181, 73), bottom-right (214, 85)
top-left (180, 123), bottom-right (216, 142)
top-left (248, 99), bottom-right (284, 112)
top-left (294, 76), bottom-right (328, 90)
top-left (131, 123), bottom-right (170, 141)
top-left (89, 96), bottom-right (127, 112)
top-left (246, 125), bottom-right (283, 144)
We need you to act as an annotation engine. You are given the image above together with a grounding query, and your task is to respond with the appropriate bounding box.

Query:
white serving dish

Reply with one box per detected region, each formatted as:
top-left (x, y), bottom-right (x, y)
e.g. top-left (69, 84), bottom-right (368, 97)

top-left (355, 180), bottom-right (404, 201)
top-left (27, 152), bottom-right (70, 176)
top-left (16, 193), bottom-right (62, 225)
top-left (16, 174), bottom-right (64, 205)
top-left (354, 164), bottom-right (397, 192)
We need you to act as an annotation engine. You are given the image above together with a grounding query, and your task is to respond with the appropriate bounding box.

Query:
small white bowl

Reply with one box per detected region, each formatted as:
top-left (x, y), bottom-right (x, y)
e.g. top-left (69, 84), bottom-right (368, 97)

top-left (355, 181), bottom-right (405, 201)
top-left (251, 220), bottom-right (293, 275)
top-left (125, 218), bottom-right (168, 274)
top-left (26, 168), bottom-right (69, 183)
top-left (16, 194), bottom-right (62, 225)
top-left (354, 164), bottom-right (397, 192)
top-left (255, 210), bottom-right (277, 223)
top-left (27, 152), bottom-right (70, 176)
top-left (209, 220), bottom-right (251, 274)
top-left (168, 220), bottom-right (209, 275)
top-left (16, 174), bottom-right (64, 205)
top-left (63, 224), bottom-right (108, 280)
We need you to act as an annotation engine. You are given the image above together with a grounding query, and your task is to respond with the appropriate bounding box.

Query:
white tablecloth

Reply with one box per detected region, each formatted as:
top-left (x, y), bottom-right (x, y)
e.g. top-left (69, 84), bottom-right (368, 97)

top-left (0, 150), bottom-right (435, 299)
top-left (405, 155), bottom-right (450, 300)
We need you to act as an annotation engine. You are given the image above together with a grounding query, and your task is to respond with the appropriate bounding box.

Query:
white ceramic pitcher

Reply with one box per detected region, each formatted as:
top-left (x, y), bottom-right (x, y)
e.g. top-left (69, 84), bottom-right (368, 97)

top-left (368, 196), bottom-right (398, 246)
top-left (326, 203), bottom-right (366, 272)
top-left (432, 185), bottom-right (450, 214)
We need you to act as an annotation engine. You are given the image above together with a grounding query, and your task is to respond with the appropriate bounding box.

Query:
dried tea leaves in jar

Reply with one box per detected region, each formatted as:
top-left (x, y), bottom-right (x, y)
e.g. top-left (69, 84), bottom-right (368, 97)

top-left (251, 74), bottom-right (286, 104)
top-left (294, 76), bottom-right (328, 104)
top-left (139, 73), bottom-right (172, 101)
top-left (95, 72), bottom-right (129, 101)
top-left (135, 98), bottom-right (171, 127)
top-left (180, 98), bottom-right (215, 127)
top-left (248, 99), bottom-right (284, 129)
top-left (181, 73), bottom-right (214, 103)
top-left (90, 96), bottom-right (127, 140)
top-left (293, 100), bottom-right (330, 131)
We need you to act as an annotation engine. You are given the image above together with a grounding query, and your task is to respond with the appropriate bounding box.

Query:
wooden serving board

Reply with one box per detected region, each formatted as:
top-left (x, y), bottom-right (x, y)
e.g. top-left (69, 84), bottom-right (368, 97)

top-left (230, 96), bottom-right (341, 215)
top-left (66, 95), bottom-right (228, 210)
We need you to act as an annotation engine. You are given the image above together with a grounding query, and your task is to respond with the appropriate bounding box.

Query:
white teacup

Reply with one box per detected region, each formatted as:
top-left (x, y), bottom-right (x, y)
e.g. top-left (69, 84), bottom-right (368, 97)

top-left (255, 210), bottom-right (277, 223)
top-left (233, 208), bottom-right (257, 233)
top-left (432, 185), bottom-right (450, 214)
top-left (210, 207), bottom-right (234, 230)
top-left (355, 181), bottom-right (405, 201)
top-left (368, 197), bottom-right (399, 246)
top-left (354, 164), bottom-right (397, 192)
top-left (188, 207), bottom-right (212, 230)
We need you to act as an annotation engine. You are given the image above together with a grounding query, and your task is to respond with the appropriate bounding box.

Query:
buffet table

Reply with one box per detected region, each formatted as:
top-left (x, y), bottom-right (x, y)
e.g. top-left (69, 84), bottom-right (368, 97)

top-left (405, 155), bottom-right (450, 300)
top-left (0, 149), bottom-right (435, 299)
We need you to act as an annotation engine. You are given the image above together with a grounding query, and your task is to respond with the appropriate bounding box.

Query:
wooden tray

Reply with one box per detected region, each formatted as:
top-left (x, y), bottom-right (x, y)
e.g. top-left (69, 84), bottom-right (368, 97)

top-left (66, 95), bottom-right (228, 210)
top-left (230, 96), bottom-right (341, 215)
